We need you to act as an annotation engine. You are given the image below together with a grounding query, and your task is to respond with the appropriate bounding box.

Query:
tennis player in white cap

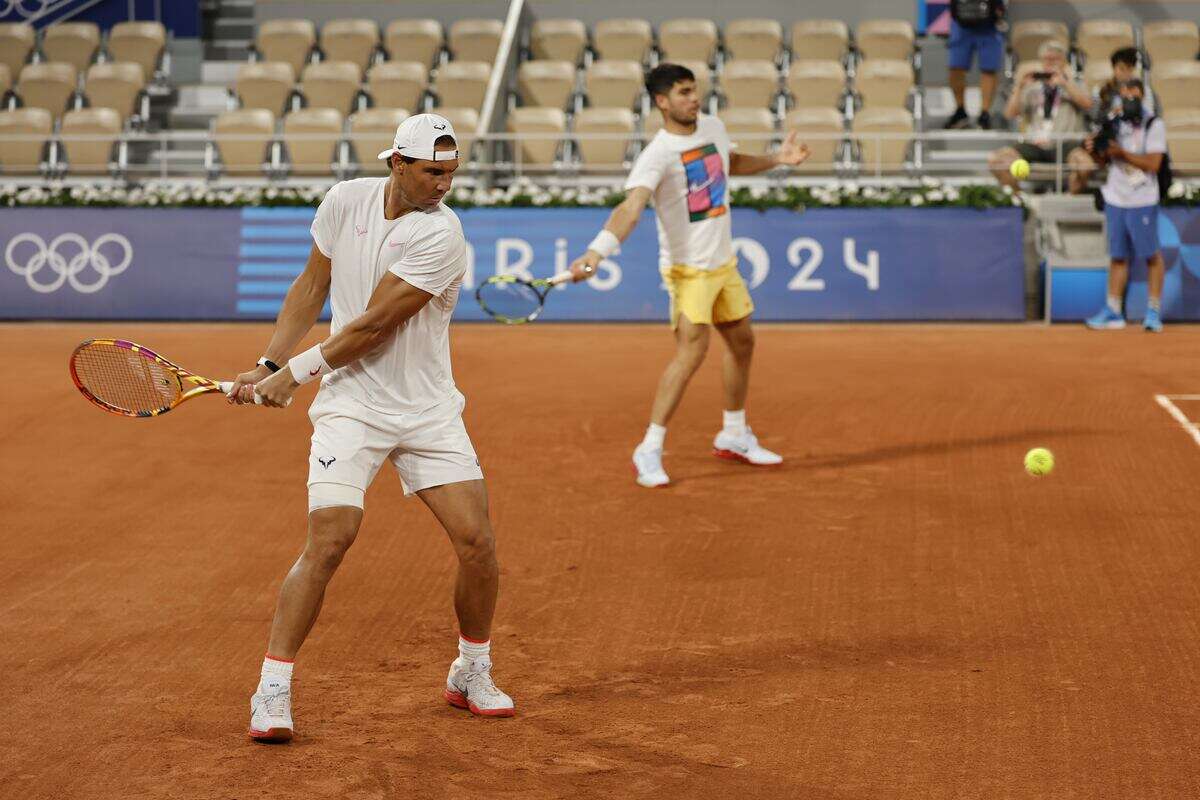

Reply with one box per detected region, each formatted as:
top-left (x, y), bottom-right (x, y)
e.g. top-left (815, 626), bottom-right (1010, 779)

top-left (228, 113), bottom-right (515, 742)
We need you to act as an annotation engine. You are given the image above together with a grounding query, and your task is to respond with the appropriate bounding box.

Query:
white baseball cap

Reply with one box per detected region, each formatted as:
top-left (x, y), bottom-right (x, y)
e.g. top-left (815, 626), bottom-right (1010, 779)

top-left (376, 113), bottom-right (460, 162)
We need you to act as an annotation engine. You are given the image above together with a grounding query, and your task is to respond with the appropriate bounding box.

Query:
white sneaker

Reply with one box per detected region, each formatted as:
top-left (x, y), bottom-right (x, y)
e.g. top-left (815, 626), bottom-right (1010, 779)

top-left (445, 657), bottom-right (515, 717)
top-left (248, 680), bottom-right (293, 743)
top-left (713, 427), bottom-right (783, 466)
top-left (632, 444), bottom-right (670, 488)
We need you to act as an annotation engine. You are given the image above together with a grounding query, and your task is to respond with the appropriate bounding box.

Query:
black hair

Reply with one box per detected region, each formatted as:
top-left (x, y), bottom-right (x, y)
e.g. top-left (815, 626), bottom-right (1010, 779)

top-left (398, 134), bottom-right (458, 165)
top-left (1110, 47), bottom-right (1138, 68)
top-left (645, 63), bottom-right (696, 99)
top-left (1122, 77), bottom-right (1145, 93)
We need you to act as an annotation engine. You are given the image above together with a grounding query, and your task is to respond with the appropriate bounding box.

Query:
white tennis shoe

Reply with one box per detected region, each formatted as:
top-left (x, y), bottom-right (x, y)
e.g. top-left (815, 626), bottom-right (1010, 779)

top-left (632, 444), bottom-right (670, 488)
top-left (248, 680), bottom-right (293, 743)
top-left (713, 427), bottom-right (783, 466)
top-left (444, 657), bottom-right (515, 717)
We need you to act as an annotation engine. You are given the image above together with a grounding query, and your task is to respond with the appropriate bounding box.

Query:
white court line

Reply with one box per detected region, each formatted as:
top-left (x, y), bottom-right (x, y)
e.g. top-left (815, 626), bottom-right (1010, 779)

top-left (1155, 395), bottom-right (1200, 449)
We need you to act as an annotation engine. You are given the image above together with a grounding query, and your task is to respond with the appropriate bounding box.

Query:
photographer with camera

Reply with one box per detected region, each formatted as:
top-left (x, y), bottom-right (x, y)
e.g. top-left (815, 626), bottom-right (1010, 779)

top-left (1083, 79), bottom-right (1167, 332)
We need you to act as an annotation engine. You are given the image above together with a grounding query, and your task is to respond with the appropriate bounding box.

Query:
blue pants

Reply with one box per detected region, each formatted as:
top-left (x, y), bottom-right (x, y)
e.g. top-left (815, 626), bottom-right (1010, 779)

top-left (1105, 204), bottom-right (1160, 261)
top-left (948, 20), bottom-right (1004, 72)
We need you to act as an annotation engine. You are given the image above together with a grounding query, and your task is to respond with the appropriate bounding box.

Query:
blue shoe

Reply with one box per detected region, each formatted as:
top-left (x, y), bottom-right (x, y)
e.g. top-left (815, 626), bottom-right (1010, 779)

top-left (1085, 306), bottom-right (1126, 330)
top-left (1144, 307), bottom-right (1163, 333)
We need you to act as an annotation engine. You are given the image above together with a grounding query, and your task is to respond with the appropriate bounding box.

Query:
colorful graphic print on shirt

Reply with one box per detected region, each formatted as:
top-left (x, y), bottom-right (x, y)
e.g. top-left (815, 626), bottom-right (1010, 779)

top-left (681, 143), bottom-right (728, 223)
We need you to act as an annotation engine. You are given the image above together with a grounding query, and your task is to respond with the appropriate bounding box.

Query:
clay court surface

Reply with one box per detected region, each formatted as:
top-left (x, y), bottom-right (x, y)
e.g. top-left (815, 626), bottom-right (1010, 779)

top-left (2, 321), bottom-right (1199, 799)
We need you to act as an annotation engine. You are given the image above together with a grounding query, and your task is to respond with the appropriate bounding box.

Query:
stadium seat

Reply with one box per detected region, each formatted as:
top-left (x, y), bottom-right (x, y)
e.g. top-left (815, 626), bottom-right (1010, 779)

top-left (787, 59), bottom-right (847, 110)
top-left (855, 20), bottom-right (914, 61)
top-left (659, 18), bottom-right (719, 64)
top-left (506, 106), bottom-right (565, 166)
top-left (791, 20), bottom-right (850, 62)
top-left (724, 19), bottom-right (783, 62)
top-left (593, 18), bottom-right (652, 63)
top-left (15, 63), bottom-right (77, 122)
top-left (83, 63), bottom-right (146, 125)
top-left (678, 60), bottom-right (713, 102)
top-left (298, 61), bottom-right (362, 115)
top-left (438, 107), bottom-right (479, 159)
top-left (106, 22), bottom-right (166, 83)
top-left (0, 23), bottom-right (35, 79)
top-left (783, 107), bottom-right (844, 172)
top-left (254, 19), bottom-right (316, 76)
top-left (42, 22), bottom-right (100, 73)
top-left (366, 61), bottom-right (427, 113)
top-left (1143, 20), bottom-right (1200, 66)
top-left (719, 107), bottom-right (775, 155)
top-left (212, 108), bottom-right (274, 175)
top-left (517, 60), bottom-right (576, 110)
top-left (61, 107), bottom-right (121, 175)
top-left (434, 61), bottom-right (490, 110)
top-left (1165, 109), bottom-right (1200, 175)
top-left (319, 18), bottom-right (380, 75)
top-left (530, 19), bottom-right (587, 64)
top-left (1082, 61), bottom-right (1113, 95)
top-left (585, 60), bottom-right (642, 109)
top-left (574, 107), bottom-right (635, 169)
top-left (1010, 20), bottom-right (1069, 64)
top-left (721, 60), bottom-right (780, 109)
top-left (0, 64), bottom-right (9, 98)
top-left (349, 107), bottom-right (408, 174)
top-left (643, 110), bottom-right (664, 138)
top-left (235, 62), bottom-right (296, 116)
top-left (448, 19), bottom-right (502, 62)
top-left (0, 107), bottom-right (50, 175)
top-left (284, 107), bottom-right (343, 175)
top-left (1153, 60), bottom-right (1200, 113)
top-left (1075, 20), bottom-right (1135, 64)
top-left (855, 59), bottom-right (913, 109)
top-left (384, 19), bottom-right (443, 67)
top-left (853, 107), bottom-right (912, 172)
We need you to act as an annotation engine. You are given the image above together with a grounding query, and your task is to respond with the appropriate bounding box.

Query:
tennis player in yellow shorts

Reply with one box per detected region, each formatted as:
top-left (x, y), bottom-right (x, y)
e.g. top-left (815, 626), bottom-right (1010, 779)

top-left (569, 63), bottom-right (811, 487)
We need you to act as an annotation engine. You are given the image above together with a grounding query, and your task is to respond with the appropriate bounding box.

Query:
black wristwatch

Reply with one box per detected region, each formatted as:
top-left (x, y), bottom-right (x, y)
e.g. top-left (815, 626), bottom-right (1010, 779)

top-left (257, 357), bottom-right (282, 373)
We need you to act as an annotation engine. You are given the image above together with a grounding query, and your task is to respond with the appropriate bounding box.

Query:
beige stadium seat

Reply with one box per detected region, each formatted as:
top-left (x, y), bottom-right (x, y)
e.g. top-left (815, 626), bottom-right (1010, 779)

top-left (791, 20), bottom-right (849, 62)
top-left (1010, 20), bottom-right (1069, 64)
top-left (437, 107), bottom-right (478, 160)
top-left (659, 18), bottom-right (719, 64)
top-left (721, 60), bottom-right (779, 108)
top-left (1165, 109), bottom-right (1200, 175)
top-left (107, 22), bottom-right (166, 82)
top-left (1075, 20), bottom-right (1135, 63)
top-left (213, 108), bottom-right (274, 175)
top-left (518, 60), bottom-right (576, 110)
top-left (585, 59), bottom-right (642, 109)
top-left (725, 19), bottom-right (782, 62)
top-left (43, 23), bottom-right (100, 72)
top-left (385, 19), bottom-right (443, 66)
top-left (448, 19), bottom-right (502, 62)
top-left (16, 63), bottom-right (77, 122)
top-left (855, 20), bottom-right (914, 61)
top-left (854, 107), bottom-right (912, 172)
top-left (299, 61), bottom-right (361, 114)
top-left (0, 107), bottom-right (50, 174)
top-left (1082, 61), bottom-right (1113, 95)
top-left (235, 62), bottom-right (295, 116)
top-left (319, 19), bottom-right (379, 75)
top-left (855, 59), bottom-right (912, 109)
top-left (678, 60), bottom-right (713, 101)
top-left (255, 19), bottom-right (316, 76)
top-left (434, 61), bottom-right (490, 110)
top-left (787, 59), bottom-right (847, 110)
top-left (575, 107), bottom-right (634, 169)
top-left (61, 107), bottom-right (121, 174)
top-left (0, 23), bottom-right (35, 78)
top-left (350, 107), bottom-right (408, 174)
top-left (593, 18), bottom-right (652, 62)
top-left (643, 110), bottom-right (664, 139)
top-left (366, 61), bottom-right (427, 113)
top-left (284, 107), bottom-right (343, 175)
top-left (83, 62), bottom-right (145, 124)
top-left (784, 107), bottom-right (843, 172)
top-left (506, 106), bottom-right (564, 166)
top-left (1143, 21), bottom-right (1200, 66)
top-left (531, 19), bottom-right (587, 63)
top-left (1154, 60), bottom-right (1200, 113)
top-left (0, 64), bottom-right (9, 97)
top-left (719, 107), bottom-right (775, 155)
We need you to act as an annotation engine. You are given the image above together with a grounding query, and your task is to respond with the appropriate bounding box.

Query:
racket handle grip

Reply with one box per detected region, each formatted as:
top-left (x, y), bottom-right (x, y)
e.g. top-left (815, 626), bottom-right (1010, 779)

top-left (218, 381), bottom-right (293, 407)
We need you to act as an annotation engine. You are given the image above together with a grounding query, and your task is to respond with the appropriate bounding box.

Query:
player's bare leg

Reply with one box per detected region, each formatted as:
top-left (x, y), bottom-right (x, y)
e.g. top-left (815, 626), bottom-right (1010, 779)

top-left (712, 316), bottom-right (781, 466)
top-left (418, 479), bottom-right (514, 717)
top-left (634, 317), bottom-right (710, 487)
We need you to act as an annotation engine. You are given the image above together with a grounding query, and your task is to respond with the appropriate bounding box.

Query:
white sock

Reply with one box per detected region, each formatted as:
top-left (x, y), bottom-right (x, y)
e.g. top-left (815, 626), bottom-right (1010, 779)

top-left (1106, 296), bottom-right (1121, 315)
top-left (641, 423), bottom-right (666, 450)
top-left (723, 409), bottom-right (746, 435)
top-left (1148, 297), bottom-right (1161, 312)
top-left (260, 654), bottom-right (293, 692)
top-left (458, 635), bottom-right (490, 665)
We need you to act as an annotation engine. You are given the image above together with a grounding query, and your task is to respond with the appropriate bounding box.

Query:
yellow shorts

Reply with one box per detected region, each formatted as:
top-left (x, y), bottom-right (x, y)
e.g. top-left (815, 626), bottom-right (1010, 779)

top-left (660, 258), bottom-right (754, 329)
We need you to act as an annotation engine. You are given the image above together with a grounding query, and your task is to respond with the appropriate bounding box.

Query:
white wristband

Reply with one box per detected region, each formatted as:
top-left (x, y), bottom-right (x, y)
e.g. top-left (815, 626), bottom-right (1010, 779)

top-left (587, 229), bottom-right (621, 259)
top-left (289, 344), bottom-right (332, 385)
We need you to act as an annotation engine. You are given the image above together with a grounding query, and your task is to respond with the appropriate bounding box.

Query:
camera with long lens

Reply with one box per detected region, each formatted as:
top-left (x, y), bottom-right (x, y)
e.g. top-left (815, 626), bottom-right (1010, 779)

top-left (1092, 96), bottom-right (1144, 155)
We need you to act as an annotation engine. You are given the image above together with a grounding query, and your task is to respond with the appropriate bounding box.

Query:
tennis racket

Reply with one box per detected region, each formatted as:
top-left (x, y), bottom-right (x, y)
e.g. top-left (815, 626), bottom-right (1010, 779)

top-left (475, 272), bottom-right (574, 324)
top-left (70, 338), bottom-right (284, 418)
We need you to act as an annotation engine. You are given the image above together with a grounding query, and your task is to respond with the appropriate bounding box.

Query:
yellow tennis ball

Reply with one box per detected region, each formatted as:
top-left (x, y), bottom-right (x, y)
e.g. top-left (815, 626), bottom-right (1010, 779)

top-left (1024, 447), bottom-right (1054, 477)
top-left (1010, 158), bottom-right (1031, 180)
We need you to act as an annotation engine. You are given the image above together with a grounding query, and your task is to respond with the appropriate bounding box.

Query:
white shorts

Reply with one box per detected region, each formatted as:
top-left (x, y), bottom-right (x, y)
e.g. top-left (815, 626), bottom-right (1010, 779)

top-left (306, 384), bottom-right (483, 509)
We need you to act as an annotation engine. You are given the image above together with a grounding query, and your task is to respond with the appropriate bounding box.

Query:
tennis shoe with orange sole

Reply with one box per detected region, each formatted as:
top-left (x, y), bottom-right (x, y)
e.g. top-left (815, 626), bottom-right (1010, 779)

top-left (713, 427), bottom-right (782, 466)
top-left (444, 657), bottom-right (515, 717)
top-left (248, 681), bottom-right (293, 743)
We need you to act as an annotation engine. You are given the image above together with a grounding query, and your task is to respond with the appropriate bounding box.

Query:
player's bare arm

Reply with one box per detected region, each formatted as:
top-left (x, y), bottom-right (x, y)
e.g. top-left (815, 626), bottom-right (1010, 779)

top-left (729, 130), bottom-right (811, 176)
top-left (567, 186), bottom-right (652, 282)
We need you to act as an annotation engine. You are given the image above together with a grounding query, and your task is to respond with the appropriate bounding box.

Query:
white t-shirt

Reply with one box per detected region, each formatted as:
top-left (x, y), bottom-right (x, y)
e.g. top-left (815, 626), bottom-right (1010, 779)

top-left (625, 113), bottom-right (734, 271)
top-left (310, 178), bottom-right (469, 413)
top-left (1101, 115), bottom-right (1166, 209)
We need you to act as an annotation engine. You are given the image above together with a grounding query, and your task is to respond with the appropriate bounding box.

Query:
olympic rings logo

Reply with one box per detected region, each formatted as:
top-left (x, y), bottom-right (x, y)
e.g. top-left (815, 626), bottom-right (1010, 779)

top-left (4, 232), bottom-right (133, 294)
top-left (0, 0), bottom-right (52, 19)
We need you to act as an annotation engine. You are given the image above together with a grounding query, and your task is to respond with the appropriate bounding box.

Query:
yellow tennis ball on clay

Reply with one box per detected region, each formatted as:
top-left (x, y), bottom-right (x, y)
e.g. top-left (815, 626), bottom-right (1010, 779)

top-left (1024, 447), bottom-right (1054, 477)
top-left (1010, 158), bottom-right (1031, 180)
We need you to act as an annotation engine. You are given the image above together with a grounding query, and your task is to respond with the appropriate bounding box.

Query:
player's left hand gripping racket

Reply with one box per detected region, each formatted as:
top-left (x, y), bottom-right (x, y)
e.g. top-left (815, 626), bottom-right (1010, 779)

top-left (475, 272), bottom-right (574, 324)
top-left (70, 338), bottom-right (286, 417)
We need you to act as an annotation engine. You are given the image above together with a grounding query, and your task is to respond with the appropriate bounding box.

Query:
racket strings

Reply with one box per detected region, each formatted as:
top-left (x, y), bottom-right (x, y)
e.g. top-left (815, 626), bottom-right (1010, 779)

top-left (478, 280), bottom-right (543, 322)
top-left (73, 345), bottom-right (182, 414)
